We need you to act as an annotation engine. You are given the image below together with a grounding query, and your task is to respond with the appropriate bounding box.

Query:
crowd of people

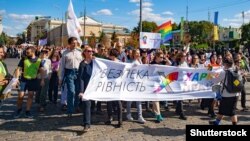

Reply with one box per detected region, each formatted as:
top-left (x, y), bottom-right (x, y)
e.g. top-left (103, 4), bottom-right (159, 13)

top-left (0, 37), bottom-right (249, 132)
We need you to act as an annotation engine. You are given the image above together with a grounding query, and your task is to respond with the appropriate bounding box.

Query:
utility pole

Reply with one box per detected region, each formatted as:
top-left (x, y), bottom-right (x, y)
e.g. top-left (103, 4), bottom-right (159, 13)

top-left (0, 15), bottom-right (3, 35)
top-left (61, 12), bottom-right (64, 46)
top-left (242, 11), bottom-right (245, 25)
top-left (208, 8), bottom-right (210, 22)
top-left (139, 0), bottom-right (142, 33)
top-left (186, 0), bottom-right (189, 22)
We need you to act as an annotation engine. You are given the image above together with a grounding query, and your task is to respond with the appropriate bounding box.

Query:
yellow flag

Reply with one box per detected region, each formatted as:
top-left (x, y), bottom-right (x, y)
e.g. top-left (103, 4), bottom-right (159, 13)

top-left (213, 26), bottom-right (219, 41)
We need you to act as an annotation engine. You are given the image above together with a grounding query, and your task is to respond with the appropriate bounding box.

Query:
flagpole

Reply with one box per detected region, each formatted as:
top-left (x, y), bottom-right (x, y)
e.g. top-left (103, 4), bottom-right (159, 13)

top-left (83, 0), bottom-right (87, 46)
top-left (139, 0), bottom-right (142, 33)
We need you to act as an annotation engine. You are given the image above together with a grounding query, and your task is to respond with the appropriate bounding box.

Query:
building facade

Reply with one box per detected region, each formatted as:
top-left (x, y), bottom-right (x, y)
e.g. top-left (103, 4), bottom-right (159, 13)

top-left (27, 16), bottom-right (130, 46)
top-left (219, 27), bottom-right (241, 41)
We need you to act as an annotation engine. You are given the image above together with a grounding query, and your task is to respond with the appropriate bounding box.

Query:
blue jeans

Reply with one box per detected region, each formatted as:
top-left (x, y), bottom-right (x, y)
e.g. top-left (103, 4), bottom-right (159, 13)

top-left (82, 100), bottom-right (91, 127)
top-left (64, 69), bottom-right (79, 114)
top-left (127, 101), bottom-right (143, 118)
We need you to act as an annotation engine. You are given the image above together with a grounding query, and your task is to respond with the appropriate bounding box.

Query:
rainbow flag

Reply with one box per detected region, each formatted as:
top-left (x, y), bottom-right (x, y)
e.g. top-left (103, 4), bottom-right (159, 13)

top-left (155, 20), bottom-right (173, 43)
top-left (154, 72), bottom-right (178, 93)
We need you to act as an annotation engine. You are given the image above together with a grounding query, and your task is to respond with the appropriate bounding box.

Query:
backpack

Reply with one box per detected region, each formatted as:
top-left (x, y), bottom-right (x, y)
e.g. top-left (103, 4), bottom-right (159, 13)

top-left (222, 70), bottom-right (243, 93)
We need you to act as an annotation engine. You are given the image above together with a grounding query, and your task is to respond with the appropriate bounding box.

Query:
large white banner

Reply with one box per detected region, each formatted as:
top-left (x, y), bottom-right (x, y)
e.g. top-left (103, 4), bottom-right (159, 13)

top-left (83, 58), bottom-right (223, 101)
top-left (140, 32), bottom-right (161, 49)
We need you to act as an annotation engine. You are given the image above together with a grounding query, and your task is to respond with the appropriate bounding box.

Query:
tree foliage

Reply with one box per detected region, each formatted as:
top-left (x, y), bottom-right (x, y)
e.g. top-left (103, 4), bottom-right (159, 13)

top-left (187, 21), bottom-right (214, 43)
top-left (16, 32), bottom-right (26, 45)
top-left (241, 22), bottom-right (250, 46)
top-left (132, 21), bottom-right (158, 33)
top-left (88, 32), bottom-right (97, 48)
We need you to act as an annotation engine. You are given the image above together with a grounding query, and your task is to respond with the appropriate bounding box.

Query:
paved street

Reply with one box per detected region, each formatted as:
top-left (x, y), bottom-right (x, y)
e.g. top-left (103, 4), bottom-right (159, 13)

top-left (0, 58), bottom-right (250, 141)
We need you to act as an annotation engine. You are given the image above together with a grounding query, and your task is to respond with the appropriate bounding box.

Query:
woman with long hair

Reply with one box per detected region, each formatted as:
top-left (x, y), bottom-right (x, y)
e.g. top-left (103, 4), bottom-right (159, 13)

top-left (126, 49), bottom-right (146, 123)
top-left (48, 50), bottom-right (60, 104)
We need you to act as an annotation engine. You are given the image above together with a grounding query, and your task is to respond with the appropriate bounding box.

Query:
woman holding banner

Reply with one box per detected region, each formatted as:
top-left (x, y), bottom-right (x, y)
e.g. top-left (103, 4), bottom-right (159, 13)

top-left (0, 45), bottom-right (11, 101)
top-left (105, 48), bottom-right (123, 128)
top-left (126, 49), bottom-right (146, 124)
top-left (173, 52), bottom-right (188, 120)
top-left (150, 51), bottom-right (165, 123)
top-left (78, 46), bottom-right (94, 132)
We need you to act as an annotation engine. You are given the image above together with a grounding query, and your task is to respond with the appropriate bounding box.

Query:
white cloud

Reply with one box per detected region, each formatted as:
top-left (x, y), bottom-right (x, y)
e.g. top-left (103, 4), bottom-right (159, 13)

top-left (162, 11), bottom-right (174, 16)
top-left (129, 8), bottom-right (174, 23)
top-left (8, 13), bottom-right (42, 24)
top-left (223, 18), bottom-right (241, 22)
top-left (8, 13), bottom-right (38, 21)
top-left (3, 13), bottom-right (42, 36)
top-left (129, 0), bottom-right (140, 3)
top-left (92, 9), bottom-right (113, 16)
top-left (222, 10), bottom-right (250, 27)
top-left (228, 23), bottom-right (241, 28)
top-left (0, 9), bottom-right (6, 15)
top-left (3, 25), bottom-right (12, 30)
top-left (136, 2), bottom-right (153, 7)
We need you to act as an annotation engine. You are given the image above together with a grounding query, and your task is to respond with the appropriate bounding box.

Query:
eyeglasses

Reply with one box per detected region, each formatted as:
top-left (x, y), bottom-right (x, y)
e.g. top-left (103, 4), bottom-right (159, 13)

top-left (193, 58), bottom-right (199, 59)
top-left (159, 56), bottom-right (164, 59)
top-left (218, 58), bottom-right (222, 59)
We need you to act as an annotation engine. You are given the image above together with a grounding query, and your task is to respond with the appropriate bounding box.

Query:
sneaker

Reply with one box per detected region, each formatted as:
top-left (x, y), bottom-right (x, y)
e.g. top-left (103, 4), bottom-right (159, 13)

top-left (13, 109), bottom-right (22, 119)
top-left (159, 114), bottom-right (164, 121)
top-left (241, 108), bottom-right (248, 112)
top-left (116, 122), bottom-right (122, 128)
top-left (83, 126), bottom-right (90, 132)
top-left (155, 115), bottom-right (161, 123)
top-left (61, 105), bottom-right (67, 111)
top-left (25, 111), bottom-right (33, 119)
top-left (179, 114), bottom-right (187, 120)
top-left (126, 114), bottom-right (134, 121)
top-left (138, 116), bottom-right (146, 124)
top-left (209, 120), bottom-right (216, 125)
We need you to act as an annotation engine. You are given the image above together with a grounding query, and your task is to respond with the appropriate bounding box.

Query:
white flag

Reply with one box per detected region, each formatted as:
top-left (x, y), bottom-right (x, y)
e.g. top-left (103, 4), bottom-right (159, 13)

top-left (38, 38), bottom-right (47, 46)
top-left (67, 0), bottom-right (83, 45)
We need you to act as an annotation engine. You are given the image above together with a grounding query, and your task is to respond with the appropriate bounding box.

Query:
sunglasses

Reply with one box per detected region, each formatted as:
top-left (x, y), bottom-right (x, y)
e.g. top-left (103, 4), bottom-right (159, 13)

top-left (85, 50), bottom-right (93, 53)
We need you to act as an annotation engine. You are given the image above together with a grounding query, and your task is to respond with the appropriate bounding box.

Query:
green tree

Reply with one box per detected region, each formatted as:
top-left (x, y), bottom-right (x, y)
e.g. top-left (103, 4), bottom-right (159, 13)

top-left (132, 21), bottom-right (158, 33)
top-left (99, 31), bottom-right (106, 43)
top-left (241, 22), bottom-right (250, 45)
top-left (188, 21), bottom-right (213, 44)
top-left (125, 32), bottom-right (139, 48)
top-left (111, 31), bottom-right (118, 43)
top-left (172, 22), bottom-right (179, 30)
top-left (88, 32), bottom-right (97, 48)
top-left (16, 32), bottom-right (26, 45)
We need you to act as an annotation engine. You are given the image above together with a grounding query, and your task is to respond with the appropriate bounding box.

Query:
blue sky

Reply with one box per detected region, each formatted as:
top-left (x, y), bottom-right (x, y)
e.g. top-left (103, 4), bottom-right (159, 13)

top-left (0, 0), bottom-right (250, 36)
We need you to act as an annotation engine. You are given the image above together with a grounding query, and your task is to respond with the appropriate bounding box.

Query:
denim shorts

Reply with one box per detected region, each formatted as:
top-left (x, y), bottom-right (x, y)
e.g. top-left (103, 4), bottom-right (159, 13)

top-left (19, 78), bottom-right (39, 92)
